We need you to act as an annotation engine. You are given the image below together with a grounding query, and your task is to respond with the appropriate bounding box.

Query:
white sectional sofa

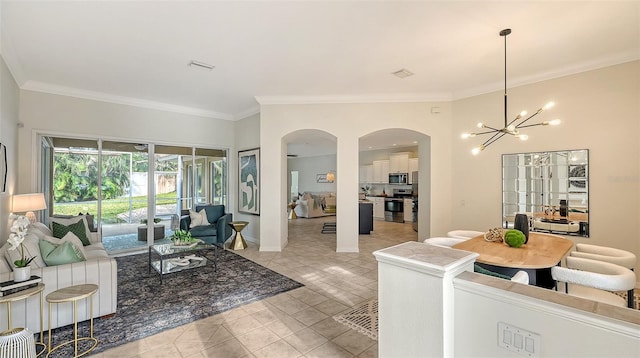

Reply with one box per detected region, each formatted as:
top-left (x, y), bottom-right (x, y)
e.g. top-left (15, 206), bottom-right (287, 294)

top-left (294, 192), bottom-right (336, 218)
top-left (0, 220), bottom-right (117, 332)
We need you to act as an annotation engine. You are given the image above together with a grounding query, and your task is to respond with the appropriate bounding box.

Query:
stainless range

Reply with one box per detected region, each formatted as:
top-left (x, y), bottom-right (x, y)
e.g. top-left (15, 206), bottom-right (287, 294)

top-left (384, 189), bottom-right (412, 223)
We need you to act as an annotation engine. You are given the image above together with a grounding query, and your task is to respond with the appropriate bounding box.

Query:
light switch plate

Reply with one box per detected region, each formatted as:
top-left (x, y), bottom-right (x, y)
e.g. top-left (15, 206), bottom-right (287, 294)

top-left (498, 322), bottom-right (540, 357)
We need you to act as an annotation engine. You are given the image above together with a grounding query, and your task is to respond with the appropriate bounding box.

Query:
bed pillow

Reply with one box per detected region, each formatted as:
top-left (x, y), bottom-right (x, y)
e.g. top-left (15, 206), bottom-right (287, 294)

top-left (189, 209), bottom-right (210, 228)
top-left (39, 240), bottom-right (85, 266)
top-left (51, 220), bottom-right (91, 246)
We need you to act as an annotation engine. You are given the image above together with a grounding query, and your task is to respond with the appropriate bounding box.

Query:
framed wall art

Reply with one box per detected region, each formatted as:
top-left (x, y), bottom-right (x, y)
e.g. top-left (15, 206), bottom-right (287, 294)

top-left (316, 174), bottom-right (329, 183)
top-left (0, 143), bottom-right (6, 193)
top-left (238, 148), bottom-right (260, 215)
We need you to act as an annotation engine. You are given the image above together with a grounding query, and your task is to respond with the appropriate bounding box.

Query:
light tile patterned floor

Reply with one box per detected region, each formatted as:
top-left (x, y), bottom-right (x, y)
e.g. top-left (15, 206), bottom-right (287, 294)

top-left (93, 217), bottom-right (417, 358)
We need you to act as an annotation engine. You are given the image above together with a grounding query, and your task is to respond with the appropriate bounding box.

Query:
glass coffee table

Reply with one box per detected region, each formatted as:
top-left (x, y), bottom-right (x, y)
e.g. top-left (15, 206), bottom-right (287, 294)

top-left (148, 242), bottom-right (219, 283)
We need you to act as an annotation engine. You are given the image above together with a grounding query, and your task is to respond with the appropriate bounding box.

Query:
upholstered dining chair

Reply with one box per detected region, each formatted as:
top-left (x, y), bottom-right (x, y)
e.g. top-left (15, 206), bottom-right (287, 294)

top-left (423, 237), bottom-right (466, 248)
top-left (446, 230), bottom-right (484, 240)
top-left (551, 256), bottom-right (636, 308)
top-left (570, 243), bottom-right (637, 308)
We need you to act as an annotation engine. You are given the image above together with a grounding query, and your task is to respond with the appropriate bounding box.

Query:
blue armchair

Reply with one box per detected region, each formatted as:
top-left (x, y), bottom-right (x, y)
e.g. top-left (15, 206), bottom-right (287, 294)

top-left (179, 205), bottom-right (233, 245)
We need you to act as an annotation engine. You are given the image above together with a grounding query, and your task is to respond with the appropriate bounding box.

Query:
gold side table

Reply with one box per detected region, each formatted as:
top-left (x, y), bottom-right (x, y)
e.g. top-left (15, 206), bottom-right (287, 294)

top-left (46, 284), bottom-right (98, 357)
top-left (288, 202), bottom-right (297, 219)
top-left (0, 283), bottom-right (46, 356)
top-left (228, 221), bottom-right (249, 250)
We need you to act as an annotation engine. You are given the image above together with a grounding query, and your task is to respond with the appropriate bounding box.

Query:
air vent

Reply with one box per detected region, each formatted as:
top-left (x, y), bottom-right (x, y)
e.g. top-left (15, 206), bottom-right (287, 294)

top-left (188, 60), bottom-right (215, 71)
top-left (392, 68), bottom-right (414, 78)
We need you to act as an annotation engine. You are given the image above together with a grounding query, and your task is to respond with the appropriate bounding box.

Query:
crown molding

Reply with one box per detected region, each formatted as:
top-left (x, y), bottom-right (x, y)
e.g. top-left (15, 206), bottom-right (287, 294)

top-left (452, 50), bottom-right (640, 100)
top-left (21, 80), bottom-right (235, 121)
top-left (233, 105), bottom-right (261, 121)
top-left (255, 92), bottom-right (452, 105)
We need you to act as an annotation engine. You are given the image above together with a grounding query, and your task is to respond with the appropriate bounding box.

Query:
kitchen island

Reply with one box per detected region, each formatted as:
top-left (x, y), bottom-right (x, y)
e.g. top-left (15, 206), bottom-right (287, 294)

top-left (359, 201), bottom-right (373, 234)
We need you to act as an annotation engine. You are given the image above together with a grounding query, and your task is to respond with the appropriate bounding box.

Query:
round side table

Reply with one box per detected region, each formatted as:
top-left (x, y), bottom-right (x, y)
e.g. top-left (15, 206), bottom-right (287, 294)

top-left (288, 202), bottom-right (298, 220)
top-left (228, 221), bottom-right (249, 250)
top-left (0, 283), bottom-right (46, 356)
top-left (46, 284), bottom-right (98, 357)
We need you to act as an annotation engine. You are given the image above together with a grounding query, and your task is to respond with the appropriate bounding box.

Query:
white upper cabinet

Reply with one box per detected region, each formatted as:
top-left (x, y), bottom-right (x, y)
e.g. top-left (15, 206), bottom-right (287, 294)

top-left (373, 160), bottom-right (390, 183)
top-left (389, 153), bottom-right (409, 173)
top-left (360, 165), bottom-right (374, 183)
top-left (408, 158), bottom-right (419, 183)
top-left (409, 158), bottom-right (419, 173)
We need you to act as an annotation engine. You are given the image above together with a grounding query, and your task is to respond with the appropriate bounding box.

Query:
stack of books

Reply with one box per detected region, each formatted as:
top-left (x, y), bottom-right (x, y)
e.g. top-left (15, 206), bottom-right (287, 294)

top-left (0, 275), bottom-right (42, 297)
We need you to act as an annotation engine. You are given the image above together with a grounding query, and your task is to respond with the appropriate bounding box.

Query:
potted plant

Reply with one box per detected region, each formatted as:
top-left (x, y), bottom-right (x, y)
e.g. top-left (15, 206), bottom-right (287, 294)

top-left (7, 216), bottom-right (36, 282)
top-left (140, 218), bottom-right (162, 224)
top-left (170, 229), bottom-right (197, 246)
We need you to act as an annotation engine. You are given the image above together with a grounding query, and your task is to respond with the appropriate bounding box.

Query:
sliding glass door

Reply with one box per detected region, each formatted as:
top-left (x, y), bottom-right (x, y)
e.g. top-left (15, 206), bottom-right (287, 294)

top-left (41, 135), bottom-right (228, 254)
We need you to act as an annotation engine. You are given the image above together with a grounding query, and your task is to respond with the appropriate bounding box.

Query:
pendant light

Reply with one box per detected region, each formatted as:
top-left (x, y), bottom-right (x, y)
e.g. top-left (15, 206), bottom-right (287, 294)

top-left (461, 28), bottom-right (560, 155)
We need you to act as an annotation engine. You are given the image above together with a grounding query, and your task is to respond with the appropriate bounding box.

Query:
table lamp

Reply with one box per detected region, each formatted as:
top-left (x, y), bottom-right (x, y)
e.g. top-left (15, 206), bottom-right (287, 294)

top-left (12, 193), bottom-right (47, 223)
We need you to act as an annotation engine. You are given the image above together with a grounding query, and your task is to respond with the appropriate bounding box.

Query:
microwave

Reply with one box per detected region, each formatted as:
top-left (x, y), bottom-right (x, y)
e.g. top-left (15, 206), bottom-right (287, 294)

top-left (388, 173), bottom-right (408, 185)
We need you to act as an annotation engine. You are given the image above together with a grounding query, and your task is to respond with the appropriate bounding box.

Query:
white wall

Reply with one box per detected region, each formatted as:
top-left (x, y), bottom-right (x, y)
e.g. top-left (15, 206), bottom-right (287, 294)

top-left (451, 61), bottom-right (640, 273)
top-left (259, 102), bottom-right (452, 252)
top-left (17, 90), bottom-right (236, 194)
top-left (0, 55), bottom-right (19, 241)
top-left (454, 277), bottom-right (639, 357)
top-left (233, 113), bottom-right (260, 242)
top-left (287, 154), bottom-right (337, 193)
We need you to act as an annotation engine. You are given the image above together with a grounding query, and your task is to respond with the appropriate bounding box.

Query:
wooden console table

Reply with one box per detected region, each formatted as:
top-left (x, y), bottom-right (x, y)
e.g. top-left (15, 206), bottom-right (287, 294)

top-left (452, 232), bottom-right (574, 288)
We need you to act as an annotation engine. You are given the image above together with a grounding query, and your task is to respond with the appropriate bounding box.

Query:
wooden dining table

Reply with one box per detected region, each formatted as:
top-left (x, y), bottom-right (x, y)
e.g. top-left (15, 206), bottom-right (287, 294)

top-left (452, 232), bottom-right (574, 288)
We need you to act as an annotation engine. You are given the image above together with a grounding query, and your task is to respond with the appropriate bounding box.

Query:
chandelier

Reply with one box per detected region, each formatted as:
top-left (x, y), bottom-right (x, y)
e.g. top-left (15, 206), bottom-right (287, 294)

top-left (461, 28), bottom-right (560, 155)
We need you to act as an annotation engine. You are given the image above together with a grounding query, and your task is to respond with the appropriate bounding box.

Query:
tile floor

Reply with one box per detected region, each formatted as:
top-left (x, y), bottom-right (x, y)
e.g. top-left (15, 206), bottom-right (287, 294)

top-left (92, 217), bottom-right (417, 358)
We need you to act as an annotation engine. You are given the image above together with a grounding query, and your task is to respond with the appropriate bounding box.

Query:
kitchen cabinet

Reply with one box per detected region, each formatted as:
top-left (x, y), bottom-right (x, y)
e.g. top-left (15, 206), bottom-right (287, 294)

top-left (408, 158), bottom-right (419, 183)
top-left (389, 153), bottom-right (409, 173)
top-left (359, 165), bottom-right (374, 183)
top-left (373, 160), bottom-right (389, 183)
top-left (367, 196), bottom-right (385, 219)
top-left (404, 198), bottom-right (413, 222)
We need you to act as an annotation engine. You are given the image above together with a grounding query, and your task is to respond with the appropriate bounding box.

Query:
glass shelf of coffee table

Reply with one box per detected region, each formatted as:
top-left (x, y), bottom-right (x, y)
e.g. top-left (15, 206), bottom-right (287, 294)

top-left (148, 242), bottom-right (219, 283)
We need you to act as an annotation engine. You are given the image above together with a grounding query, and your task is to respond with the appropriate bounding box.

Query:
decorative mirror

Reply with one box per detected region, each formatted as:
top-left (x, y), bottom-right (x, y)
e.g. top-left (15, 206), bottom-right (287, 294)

top-left (502, 149), bottom-right (589, 237)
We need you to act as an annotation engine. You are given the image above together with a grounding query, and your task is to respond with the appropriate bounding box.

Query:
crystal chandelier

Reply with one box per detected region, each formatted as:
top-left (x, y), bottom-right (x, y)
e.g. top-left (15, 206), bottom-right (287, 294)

top-left (461, 28), bottom-right (560, 155)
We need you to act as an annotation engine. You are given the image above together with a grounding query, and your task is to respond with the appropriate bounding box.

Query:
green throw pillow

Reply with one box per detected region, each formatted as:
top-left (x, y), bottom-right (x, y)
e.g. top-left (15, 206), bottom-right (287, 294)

top-left (39, 240), bottom-right (85, 266)
top-left (52, 220), bottom-right (91, 246)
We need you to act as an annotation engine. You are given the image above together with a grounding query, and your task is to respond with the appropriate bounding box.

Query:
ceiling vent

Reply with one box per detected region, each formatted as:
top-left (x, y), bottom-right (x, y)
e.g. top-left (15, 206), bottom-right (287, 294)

top-left (392, 68), bottom-right (414, 78)
top-left (188, 60), bottom-right (215, 71)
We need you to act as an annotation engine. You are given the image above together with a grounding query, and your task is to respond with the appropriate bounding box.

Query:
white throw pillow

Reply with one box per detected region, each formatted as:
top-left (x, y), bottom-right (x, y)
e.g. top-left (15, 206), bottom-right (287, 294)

top-left (28, 222), bottom-right (53, 239)
top-left (189, 209), bottom-right (210, 228)
top-left (41, 232), bottom-right (88, 260)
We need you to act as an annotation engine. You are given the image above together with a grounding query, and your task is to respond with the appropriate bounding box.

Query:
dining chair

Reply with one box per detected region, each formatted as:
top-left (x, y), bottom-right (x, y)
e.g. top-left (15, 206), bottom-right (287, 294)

top-left (446, 230), bottom-right (484, 240)
top-left (551, 256), bottom-right (636, 308)
top-left (570, 243), bottom-right (636, 308)
top-left (423, 237), bottom-right (466, 248)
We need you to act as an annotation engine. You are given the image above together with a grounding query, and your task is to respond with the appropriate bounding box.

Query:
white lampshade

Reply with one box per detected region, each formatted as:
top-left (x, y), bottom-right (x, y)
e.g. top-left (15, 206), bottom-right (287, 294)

top-left (12, 193), bottom-right (47, 223)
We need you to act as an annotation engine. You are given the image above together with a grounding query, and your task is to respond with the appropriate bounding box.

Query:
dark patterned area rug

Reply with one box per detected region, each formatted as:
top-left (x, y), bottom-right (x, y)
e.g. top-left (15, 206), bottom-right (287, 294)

top-left (43, 249), bottom-right (303, 357)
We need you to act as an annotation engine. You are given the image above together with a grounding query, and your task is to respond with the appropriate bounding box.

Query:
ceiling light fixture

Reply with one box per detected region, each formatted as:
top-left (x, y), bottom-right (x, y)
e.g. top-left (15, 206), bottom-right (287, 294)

top-left (188, 60), bottom-right (215, 71)
top-left (133, 144), bottom-right (147, 151)
top-left (326, 170), bottom-right (336, 183)
top-left (392, 68), bottom-right (414, 78)
top-left (461, 29), bottom-right (560, 155)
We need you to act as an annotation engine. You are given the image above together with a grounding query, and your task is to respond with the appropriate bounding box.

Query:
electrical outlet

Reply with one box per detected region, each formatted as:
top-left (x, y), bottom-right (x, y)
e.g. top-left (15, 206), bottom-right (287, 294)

top-left (498, 322), bottom-right (540, 357)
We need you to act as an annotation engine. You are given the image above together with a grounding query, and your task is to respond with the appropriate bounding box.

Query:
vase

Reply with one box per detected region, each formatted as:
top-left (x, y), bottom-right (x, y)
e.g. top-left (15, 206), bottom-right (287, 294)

top-left (13, 266), bottom-right (31, 282)
top-left (514, 214), bottom-right (529, 244)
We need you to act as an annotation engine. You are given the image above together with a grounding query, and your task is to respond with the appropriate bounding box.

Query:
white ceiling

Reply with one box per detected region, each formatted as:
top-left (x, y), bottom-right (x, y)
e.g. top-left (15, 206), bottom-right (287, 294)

top-left (2, 1), bottom-right (639, 155)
